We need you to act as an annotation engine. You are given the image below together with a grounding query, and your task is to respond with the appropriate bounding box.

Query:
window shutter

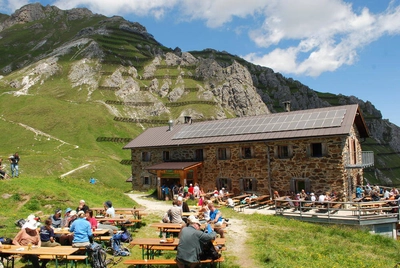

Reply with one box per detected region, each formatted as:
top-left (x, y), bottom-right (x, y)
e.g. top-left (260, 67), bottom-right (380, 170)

top-left (141, 176), bottom-right (145, 185)
top-left (322, 143), bottom-right (328, 156)
top-left (239, 178), bottom-right (244, 192)
top-left (216, 179), bottom-right (221, 190)
top-left (290, 178), bottom-right (295, 192)
top-left (305, 178), bottom-right (311, 193)
top-left (252, 178), bottom-right (258, 192)
top-left (274, 146), bottom-right (278, 158)
top-left (227, 148), bottom-right (231, 160)
top-left (306, 145), bottom-right (311, 157)
top-left (288, 145), bottom-right (293, 158)
top-left (227, 178), bottom-right (232, 191)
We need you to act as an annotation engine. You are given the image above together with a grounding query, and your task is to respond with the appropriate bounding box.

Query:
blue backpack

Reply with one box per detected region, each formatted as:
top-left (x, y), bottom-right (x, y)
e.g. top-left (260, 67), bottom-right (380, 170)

top-left (110, 233), bottom-right (130, 256)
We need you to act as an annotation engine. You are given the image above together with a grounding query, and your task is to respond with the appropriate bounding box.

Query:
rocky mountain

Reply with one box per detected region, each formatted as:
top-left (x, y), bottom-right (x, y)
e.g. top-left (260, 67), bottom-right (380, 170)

top-left (1, 3), bottom-right (400, 185)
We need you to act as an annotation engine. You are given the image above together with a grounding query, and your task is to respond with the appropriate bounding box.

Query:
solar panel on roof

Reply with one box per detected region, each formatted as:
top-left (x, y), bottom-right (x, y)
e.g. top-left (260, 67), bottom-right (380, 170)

top-left (172, 108), bottom-right (347, 140)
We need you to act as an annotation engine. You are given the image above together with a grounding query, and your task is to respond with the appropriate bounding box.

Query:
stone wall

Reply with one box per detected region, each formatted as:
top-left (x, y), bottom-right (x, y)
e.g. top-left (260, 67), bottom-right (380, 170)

top-left (129, 124), bottom-right (364, 199)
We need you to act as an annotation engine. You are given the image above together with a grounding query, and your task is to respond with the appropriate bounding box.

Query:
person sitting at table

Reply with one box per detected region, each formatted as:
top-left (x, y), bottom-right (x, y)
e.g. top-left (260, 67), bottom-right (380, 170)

top-left (310, 193), bottom-right (316, 205)
top-left (299, 189), bottom-right (308, 200)
top-left (61, 207), bottom-right (73, 227)
top-left (59, 210), bottom-right (77, 245)
top-left (273, 190), bottom-right (280, 199)
top-left (176, 215), bottom-right (216, 268)
top-left (76, 199), bottom-right (89, 213)
top-left (69, 210), bottom-right (93, 248)
top-left (197, 195), bottom-right (205, 206)
top-left (97, 200), bottom-right (118, 235)
top-left (40, 218), bottom-right (61, 247)
top-left (168, 200), bottom-right (185, 224)
top-left (50, 208), bottom-right (62, 242)
top-left (85, 209), bottom-right (98, 230)
top-left (208, 203), bottom-right (225, 238)
top-left (13, 219), bottom-right (46, 268)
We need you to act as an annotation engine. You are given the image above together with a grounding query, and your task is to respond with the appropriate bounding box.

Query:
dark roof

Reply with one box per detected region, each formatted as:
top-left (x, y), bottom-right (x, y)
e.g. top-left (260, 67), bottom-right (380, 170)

top-left (144, 162), bottom-right (203, 170)
top-left (124, 104), bottom-right (369, 149)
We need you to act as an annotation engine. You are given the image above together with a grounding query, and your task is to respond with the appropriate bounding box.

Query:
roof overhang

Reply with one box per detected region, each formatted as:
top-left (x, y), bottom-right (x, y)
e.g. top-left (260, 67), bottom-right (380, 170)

top-left (144, 161), bottom-right (203, 171)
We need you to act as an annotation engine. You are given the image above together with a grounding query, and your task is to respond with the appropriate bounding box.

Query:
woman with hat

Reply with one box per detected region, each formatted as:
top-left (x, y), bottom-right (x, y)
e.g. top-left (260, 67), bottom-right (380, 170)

top-left (12, 220), bottom-right (46, 268)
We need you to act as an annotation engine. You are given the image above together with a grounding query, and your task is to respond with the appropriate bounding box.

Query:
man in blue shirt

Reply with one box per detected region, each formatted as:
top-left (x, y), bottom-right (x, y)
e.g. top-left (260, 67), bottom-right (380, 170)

top-left (69, 210), bottom-right (92, 247)
top-left (208, 203), bottom-right (225, 238)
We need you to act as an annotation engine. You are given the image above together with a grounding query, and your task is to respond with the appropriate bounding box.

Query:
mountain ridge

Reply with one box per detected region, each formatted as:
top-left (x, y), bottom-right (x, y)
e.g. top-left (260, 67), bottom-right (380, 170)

top-left (1, 3), bottom-right (400, 186)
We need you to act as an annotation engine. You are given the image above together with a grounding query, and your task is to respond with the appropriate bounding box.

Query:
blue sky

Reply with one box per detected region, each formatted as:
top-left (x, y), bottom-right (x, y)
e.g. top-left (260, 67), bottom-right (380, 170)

top-left (1, 0), bottom-right (399, 126)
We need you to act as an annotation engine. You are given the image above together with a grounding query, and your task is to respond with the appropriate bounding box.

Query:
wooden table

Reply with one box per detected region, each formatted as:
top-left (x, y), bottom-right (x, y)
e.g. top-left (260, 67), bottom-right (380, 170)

top-left (150, 223), bottom-right (184, 237)
top-left (54, 228), bottom-right (109, 236)
top-left (0, 245), bottom-right (79, 268)
top-left (130, 237), bottom-right (179, 259)
top-left (130, 237), bottom-right (226, 259)
top-left (232, 194), bottom-right (250, 201)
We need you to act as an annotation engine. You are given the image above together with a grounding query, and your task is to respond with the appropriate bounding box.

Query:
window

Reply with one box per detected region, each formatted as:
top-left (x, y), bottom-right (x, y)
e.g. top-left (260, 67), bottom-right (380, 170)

top-left (217, 148), bottom-right (231, 160)
top-left (143, 176), bottom-right (150, 185)
top-left (163, 151), bottom-right (170, 161)
top-left (195, 149), bottom-right (204, 161)
top-left (241, 147), bottom-right (252, 159)
top-left (141, 152), bottom-right (151, 162)
top-left (307, 143), bottom-right (327, 157)
top-left (239, 177), bottom-right (257, 192)
top-left (216, 177), bottom-right (232, 191)
top-left (275, 145), bottom-right (292, 159)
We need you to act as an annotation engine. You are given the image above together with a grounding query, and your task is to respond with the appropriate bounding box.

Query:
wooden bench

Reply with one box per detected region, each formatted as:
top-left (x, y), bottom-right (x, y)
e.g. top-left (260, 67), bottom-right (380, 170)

top-left (235, 204), bottom-right (248, 212)
top-left (138, 245), bottom-right (177, 258)
top-left (124, 256), bottom-right (224, 267)
top-left (39, 254), bottom-right (88, 267)
top-left (94, 235), bottom-right (112, 248)
top-left (257, 199), bottom-right (274, 209)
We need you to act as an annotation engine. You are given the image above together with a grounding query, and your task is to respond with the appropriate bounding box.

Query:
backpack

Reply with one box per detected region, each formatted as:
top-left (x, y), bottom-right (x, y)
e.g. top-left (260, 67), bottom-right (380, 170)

top-left (199, 240), bottom-right (221, 261)
top-left (86, 242), bottom-right (107, 268)
top-left (110, 234), bottom-right (130, 256)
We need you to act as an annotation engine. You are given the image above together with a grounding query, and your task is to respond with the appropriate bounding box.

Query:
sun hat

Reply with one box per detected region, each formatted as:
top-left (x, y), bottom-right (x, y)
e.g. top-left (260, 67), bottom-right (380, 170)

top-left (70, 210), bottom-right (77, 216)
top-left (177, 196), bottom-right (183, 201)
top-left (55, 209), bottom-right (62, 214)
top-left (188, 215), bottom-right (200, 225)
top-left (77, 210), bottom-right (85, 217)
top-left (65, 208), bottom-right (72, 213)
top-left (80, 200), bottom-right (85, 203)
top-left (23, 219), bottom-right (39, 230)
top-left (310, 193), bottom-right (315, 196)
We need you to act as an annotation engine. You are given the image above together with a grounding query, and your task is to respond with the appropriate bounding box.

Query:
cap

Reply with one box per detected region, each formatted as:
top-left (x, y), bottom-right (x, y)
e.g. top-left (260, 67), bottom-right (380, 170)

top-left (65, 208), bottom-right (72, 213)
top-left (55, 209), bottom-right (62, 214)
top-left (177, 196), bottom-right (183, 201)
top-left (188, 215), bottom-right (200, 225)
top-left (70, 210), bottom-right (77, 216)
top-left (310, 193), bottom-right (315, 196)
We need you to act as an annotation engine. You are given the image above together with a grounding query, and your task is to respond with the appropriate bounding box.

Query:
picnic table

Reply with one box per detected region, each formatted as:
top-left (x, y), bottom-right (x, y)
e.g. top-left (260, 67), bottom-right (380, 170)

top-left (150, 222), bottom-right (184, 237)
top-left (232, 194), bottom-right (250, 201)
top-left (54, 228), bottom-right (109, 236)
top-left (130, 237), bottom-right (226, 259)
top-left (0, 245), bottom-right (79, 268)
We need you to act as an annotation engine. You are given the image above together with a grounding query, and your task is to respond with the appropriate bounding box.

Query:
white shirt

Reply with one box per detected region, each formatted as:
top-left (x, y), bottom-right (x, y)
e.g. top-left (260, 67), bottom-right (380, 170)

top-left (318, 195), bottom-right (326, 203)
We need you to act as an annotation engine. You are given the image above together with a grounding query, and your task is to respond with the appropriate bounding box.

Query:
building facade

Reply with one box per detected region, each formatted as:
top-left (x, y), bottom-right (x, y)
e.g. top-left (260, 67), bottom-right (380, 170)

top-left (124, 104), bottom-right (373, 200)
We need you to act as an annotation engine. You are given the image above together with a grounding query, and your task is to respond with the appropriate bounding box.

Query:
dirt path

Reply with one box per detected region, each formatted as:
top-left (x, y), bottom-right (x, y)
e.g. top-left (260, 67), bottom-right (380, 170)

top-left (126, 193), bottom-right (256, 267)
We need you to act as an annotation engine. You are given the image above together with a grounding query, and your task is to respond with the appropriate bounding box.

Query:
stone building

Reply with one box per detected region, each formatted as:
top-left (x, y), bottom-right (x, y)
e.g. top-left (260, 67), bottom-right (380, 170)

top-left (124, 104), bottom-right (373, 200)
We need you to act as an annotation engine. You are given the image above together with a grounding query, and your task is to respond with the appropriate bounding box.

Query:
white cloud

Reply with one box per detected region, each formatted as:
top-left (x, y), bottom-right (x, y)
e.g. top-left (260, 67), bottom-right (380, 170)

top-left (52, 0), bottom-right (179, 18)
top-left (0, 0), bottom-right (29, 13)
top-left (244, 0), bottom-right (400, 77)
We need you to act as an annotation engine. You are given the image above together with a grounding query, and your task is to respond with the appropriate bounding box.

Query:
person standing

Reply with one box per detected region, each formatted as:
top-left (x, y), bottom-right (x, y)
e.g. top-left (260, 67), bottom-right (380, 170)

top-left (9, 152), bottom-right (20, 178)
top-left (176, 216), bottom-right (216, 268)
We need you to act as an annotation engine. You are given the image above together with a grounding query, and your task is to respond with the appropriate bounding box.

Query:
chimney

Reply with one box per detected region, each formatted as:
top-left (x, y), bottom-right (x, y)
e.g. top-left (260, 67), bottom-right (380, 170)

top-left (184, 116), bottom-right (192, 124)
top-left (283, 101), bottom-right (291, 112)
top-left (168, 119), bottom-right (173, 131)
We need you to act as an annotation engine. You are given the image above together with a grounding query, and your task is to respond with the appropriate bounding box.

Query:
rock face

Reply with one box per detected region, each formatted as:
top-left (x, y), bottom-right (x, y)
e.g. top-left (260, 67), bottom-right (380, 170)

top-left (0, 3), bottom-right (94, 31)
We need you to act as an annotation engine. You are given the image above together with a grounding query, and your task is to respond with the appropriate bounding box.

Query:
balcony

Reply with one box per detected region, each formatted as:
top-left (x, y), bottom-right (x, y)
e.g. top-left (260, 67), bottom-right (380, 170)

top-left (345, 151), bottom-right (374, 169)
